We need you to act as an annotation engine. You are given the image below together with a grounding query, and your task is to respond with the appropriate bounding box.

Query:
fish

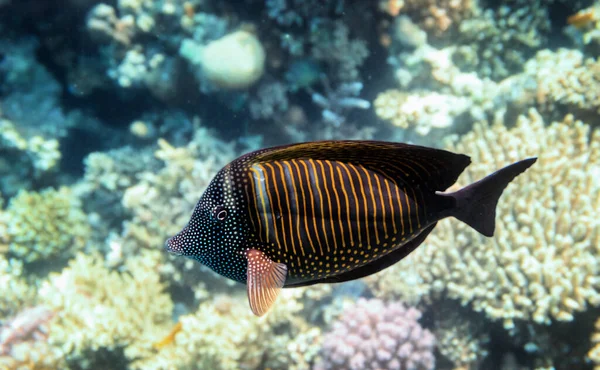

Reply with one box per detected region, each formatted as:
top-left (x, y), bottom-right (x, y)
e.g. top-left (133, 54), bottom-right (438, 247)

top-left (165, 140), bottom-right (536, 316)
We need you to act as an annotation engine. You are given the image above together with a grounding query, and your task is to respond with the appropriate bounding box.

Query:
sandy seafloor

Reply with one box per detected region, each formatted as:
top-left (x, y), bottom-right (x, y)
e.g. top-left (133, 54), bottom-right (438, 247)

top-left (1, 0), bottom-right (600, 369)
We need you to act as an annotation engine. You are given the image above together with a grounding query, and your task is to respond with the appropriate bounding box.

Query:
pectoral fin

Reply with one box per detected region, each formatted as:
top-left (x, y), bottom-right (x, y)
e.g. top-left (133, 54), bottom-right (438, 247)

top-left (246, 249), bottom-right (287, 316)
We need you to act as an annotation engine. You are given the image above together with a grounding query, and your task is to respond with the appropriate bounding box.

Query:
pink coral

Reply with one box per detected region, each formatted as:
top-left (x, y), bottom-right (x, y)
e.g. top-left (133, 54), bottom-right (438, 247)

top-left (315, 298), bottom-right (435, 370)
top-left (0, 306), bottom-right (55, 355)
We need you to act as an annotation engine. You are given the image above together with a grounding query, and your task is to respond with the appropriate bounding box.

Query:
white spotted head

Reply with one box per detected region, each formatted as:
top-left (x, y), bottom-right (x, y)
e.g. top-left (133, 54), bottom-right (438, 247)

top-left (165, 164), bottom-right (250, 282)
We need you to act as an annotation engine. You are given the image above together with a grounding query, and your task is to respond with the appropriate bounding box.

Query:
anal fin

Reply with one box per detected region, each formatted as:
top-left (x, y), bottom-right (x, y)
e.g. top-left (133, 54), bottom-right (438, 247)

top-left (246, 249), bottom-right (288, 316)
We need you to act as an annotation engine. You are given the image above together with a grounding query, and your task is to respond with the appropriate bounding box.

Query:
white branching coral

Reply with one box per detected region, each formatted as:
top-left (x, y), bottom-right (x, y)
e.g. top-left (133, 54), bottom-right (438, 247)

top-left (0, 256), bottom-right (34, 319)
top-left (38, 251), bottom-right (173, 368)
top-left (523, 48), bottom-right (600, 118)
top-left (368, 109), bottom-right (600, 331)
top-left (374, 89), bottom-right (470, 135)
top-left (377, 45), bottom-right (497, 137)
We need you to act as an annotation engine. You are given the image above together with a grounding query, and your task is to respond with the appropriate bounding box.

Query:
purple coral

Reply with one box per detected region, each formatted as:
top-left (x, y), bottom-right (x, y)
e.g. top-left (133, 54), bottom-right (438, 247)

top-left (315, 298), bottom-right (435, 370)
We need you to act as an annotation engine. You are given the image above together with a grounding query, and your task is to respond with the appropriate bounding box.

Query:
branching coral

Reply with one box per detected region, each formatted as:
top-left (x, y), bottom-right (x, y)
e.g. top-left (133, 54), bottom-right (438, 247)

top-left (249, 81), bottom-right (290, 121)
top-left (379, 0), bottom-right (480, 37)
top-left (368, 109), bottom-right (600, 331)
top-left (0, 118), bottom-right (61, 196)
top-left (140, 296), bottom-right (261, 370)
top-left (376, 45), bottom-right (497, 139)
top-left (433, 303), bottom-right (490, 369)
top-left (314, 298), bottom-right (435, 370)
top-left (141, 289), bottom-right (320, 370)
top-left (38, 251), bottom-right (173, 369)
top-left (0, 119), bottom-right (61, 174)
top-left (310, 80), bottom-right (370, 127)
top-left (454, 0), bottom-right (551, 80)
top-left (310, 20), bottom-right (369, 82)
top-left (86, 3), bottom-right (135, 45)
top-left (4, 187), bottom-right (90, 265)
top-left (374, 89), bottom-right (471, 135)
top-left (0, 256), bottom-right (35, 320)
top-left (522, 48), bottom-right (600, 121)
top-left (77, 146), bottom-right (160, 238)
top-left (589, 317), bottom-right (600, 369)
top-left (85, 1), bottom-right (187, 97)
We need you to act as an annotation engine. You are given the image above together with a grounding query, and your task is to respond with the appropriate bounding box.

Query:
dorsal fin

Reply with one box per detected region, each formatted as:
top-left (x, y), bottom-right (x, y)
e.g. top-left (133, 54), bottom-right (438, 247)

top-left (250, 140), bottom-right (471, 192)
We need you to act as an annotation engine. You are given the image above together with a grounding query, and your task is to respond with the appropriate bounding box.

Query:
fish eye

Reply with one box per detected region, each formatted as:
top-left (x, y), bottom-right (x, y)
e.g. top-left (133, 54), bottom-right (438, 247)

top-left (213, 205), bottom-right (228, 221)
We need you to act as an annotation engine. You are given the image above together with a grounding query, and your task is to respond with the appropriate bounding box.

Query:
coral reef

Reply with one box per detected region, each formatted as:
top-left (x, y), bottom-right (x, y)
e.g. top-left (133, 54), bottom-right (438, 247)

top-left (249, 81), bottom-right (290, 121)
top-left (521, 48), bottom-right (600, 121)
top-left (379, 0), bottom-right (479, 37)
top-left (314, 298), bottom-right (436, 370)
top-left (374, 89), bottom-right (471, 135)
top-left (38, 251), bottom-right (173, 368)
top-left (0, 118), bottom-right (61, 197)
top-left (0, 255), bottom-right (35, 320)
top-left (0, 306), bottom-right (64, 369)
top-left (3, 187), bottom-right (90, 265)
top-left (191, 30), bottom-right (266, 90)
top-left (377, 44), bottom-right (496, 141)
top-left (141, 289), bottom-right (319, 370)
top-left (589, 316), bottom-right (600, 369)
top-left (567, 1), bottom-right (600, 54)
top-left (142, 296), bottom-right (263, 370)
top-left (106, 121), bottom-right (247, 302)
top-left (432, 303), bottom-right (490, 369)
top-left (0, 36), bottom-right (73, 139)
top-left (0, 0), bottom-right (599, 368)
top-left (454, 0), bottom-right (551, 80)
top-left (309, 20), bottom-right (369, 82)
top-left (369, 109), bottom-right (600, 332)
top-left (77, 145), bottom-right (160, 234)
top-left (310, 79), bottom-right (371, 127)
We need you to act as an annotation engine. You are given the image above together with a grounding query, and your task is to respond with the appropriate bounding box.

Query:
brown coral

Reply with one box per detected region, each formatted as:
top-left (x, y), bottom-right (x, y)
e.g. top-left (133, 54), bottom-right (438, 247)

top-left (391, 0), bottom-right (480, 37)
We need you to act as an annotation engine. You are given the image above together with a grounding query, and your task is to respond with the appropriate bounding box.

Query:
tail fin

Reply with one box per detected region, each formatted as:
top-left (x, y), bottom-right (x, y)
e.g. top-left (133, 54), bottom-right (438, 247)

top-left (442, 158), bottom-right (537, 237)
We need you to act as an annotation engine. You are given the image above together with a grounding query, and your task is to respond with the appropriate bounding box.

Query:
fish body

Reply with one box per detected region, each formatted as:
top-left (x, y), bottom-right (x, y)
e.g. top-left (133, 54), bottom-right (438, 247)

top-left (166, 140), bottom-right (536, 316)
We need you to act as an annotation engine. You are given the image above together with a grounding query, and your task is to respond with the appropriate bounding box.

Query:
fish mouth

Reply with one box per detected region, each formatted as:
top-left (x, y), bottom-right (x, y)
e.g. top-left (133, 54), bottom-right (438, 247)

top-left (164, 236), bottom-right (184, 256)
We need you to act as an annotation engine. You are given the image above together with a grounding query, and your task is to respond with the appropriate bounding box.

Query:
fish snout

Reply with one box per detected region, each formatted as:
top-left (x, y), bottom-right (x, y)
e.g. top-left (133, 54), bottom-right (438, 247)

top-left (165, 232), bottom-right (185, 256)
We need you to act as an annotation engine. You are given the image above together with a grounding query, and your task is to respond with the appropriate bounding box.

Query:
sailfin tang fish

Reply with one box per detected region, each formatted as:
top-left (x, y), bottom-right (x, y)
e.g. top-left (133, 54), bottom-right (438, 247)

top-left (165, 141), bottom-right (536, 316)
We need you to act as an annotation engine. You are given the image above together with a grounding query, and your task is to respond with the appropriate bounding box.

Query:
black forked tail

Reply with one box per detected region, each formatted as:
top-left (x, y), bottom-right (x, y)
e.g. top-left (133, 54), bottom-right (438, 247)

top-left (441, 158), bottom-right (537, 237)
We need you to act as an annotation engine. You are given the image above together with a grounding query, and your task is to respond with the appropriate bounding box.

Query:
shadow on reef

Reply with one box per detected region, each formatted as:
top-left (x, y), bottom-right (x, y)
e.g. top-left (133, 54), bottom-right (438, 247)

top-left (66, 346), bottom-right (129, 370)
top-left (482, 306), bottom-right (600, 370)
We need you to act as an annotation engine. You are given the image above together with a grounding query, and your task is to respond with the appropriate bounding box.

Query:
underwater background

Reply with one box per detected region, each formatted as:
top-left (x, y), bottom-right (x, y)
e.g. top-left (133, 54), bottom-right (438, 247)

top-left (0, 0), bottom-right (599, 369)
